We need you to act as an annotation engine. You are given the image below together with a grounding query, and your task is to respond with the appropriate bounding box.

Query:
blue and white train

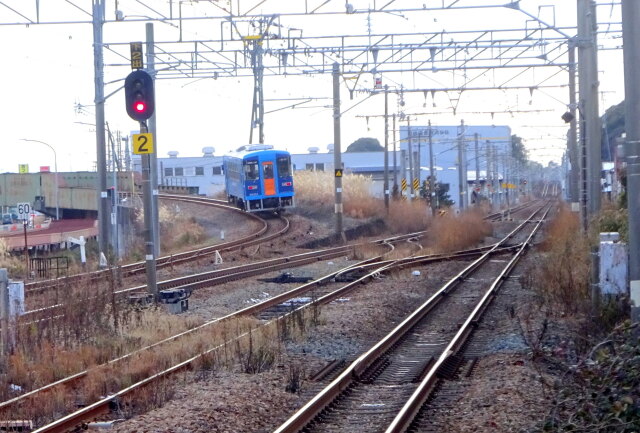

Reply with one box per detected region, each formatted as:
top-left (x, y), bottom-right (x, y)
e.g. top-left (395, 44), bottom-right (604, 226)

top-left (223, 144), bottom-right (295, 212)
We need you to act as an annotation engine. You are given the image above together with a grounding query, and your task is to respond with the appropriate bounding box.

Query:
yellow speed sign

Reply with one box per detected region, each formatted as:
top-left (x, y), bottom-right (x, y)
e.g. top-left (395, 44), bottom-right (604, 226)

top-left (133, 133), bottom-right (154, 154)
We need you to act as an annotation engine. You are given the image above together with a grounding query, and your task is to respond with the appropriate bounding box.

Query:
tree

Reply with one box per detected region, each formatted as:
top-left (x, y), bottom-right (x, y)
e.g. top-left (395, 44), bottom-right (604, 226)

top-left (511, 134), bottom-right (529, 166)
top-left (602, 100), bottom-right (624, 162)
top-left (346, 137), bottom-right (383, 152)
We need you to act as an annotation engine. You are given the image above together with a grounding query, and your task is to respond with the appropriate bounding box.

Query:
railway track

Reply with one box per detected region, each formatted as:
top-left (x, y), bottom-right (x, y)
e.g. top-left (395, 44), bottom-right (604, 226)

top-left (6, 235), bottom-right (510, 432)
top-left (25, 194), bottom-right (275, 295)
top-left (273, 202), bottom-right (550, 433)
top-left (8, 203), bottom-right (549, 431)
top-left (483, 199), bottom-right (541, 222)
top-left (1, 231), bottom-right (426, 427)
top-left (13, 224), bottom-right (533, 432)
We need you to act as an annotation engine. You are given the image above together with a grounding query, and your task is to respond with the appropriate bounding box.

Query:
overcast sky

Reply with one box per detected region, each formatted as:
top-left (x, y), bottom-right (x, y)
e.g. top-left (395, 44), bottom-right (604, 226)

top-left (0, 0), bottom-right (624, 173)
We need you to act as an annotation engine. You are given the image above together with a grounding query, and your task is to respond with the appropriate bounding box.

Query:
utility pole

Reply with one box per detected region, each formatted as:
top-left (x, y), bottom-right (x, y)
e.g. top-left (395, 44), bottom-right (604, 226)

top-left (568, 40), bottom-right (580, 207)
top-left (457, 120), bottom-right (467, 210)
top-left (407, 118), bottom-right (414, 200)
top-left (140, 122), bottom-right (158, 299)
top-left (392, 114), bottom-right (398, 195)
top-left (428, 120), bottom-right (436, 216)
top-left (146, 23), bottom-right (160, 258)
top-left (248, 17), bottom-right (274, 144)
top-left (0, 269), bottom-right (7, 359)
top-left (578, 0), bottom-right (602, 221)
top-left (332, 62), bottom-right (343, 238)
top-left (93, 0), bottom-right (109, 261)
top-left (384, 86), bottom-right (389, 212)
top-left (622, 0), bottom-right (640, 321)
top-left (474, 132), bottom-right (480, 202)
top-left (416, 131), bottom-right (422, 192)
top-left (487, 140), bottom-right (496, 208)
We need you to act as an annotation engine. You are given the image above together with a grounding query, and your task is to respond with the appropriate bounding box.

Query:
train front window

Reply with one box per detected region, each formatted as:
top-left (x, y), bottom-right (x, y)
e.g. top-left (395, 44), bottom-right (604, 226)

top-left (277, 156), bottom-right (291, 177)
top-left (244, 160), bottom-right (259, 180)
top-left (263, 162), bottom-right (274, 179)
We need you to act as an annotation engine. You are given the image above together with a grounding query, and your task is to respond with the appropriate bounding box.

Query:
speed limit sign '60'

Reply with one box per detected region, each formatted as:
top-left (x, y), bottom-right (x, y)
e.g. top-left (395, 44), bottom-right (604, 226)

top-left (133, 133), bottom-right (154, 155)
top-left (17, 202), bottom-right (31, 221)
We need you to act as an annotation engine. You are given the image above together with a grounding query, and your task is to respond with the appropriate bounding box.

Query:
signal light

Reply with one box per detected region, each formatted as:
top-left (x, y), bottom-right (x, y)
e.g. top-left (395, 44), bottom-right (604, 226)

top-left (124, 70), bottom-right (155, 121)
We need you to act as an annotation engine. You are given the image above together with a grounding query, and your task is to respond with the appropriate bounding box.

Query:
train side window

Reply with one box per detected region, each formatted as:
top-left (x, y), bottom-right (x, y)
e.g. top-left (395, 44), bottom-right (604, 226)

top-left (195, 167), bottom-right (204, 176)
top-left (315, 163), bottom-right (324, 172)
top-left (277, 156), bottom-right (291, 177)
top-left (263, 162), bottom-right (274, 179)
top-left (305, 163), bottom-right (314, 171)
top-left (175, 167), bottom-right (184, 176)
top-left (244, 161), bottom-right (259, 180)
top-left (212, 166), bottom-right (222, 175)
top-left (164, 168), bottom-right (173, 176)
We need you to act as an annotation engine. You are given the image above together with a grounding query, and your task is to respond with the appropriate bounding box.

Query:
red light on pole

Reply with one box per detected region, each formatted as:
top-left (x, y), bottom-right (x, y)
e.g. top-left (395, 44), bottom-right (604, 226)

top-left (135, 101), bottom-right (146, 113)
top-left (124, 70), bottom-right (155, 121)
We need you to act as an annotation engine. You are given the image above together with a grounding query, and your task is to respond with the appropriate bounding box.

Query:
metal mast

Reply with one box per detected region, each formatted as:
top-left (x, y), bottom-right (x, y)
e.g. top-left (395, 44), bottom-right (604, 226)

top-left (247, 16), bottom-right (275, 144)
top-left (577, 0), bottom-right (602, 222)
top-left (622, 0), bottom-right (640, 320)
top-left (93, 0), bottom-right (109, 261)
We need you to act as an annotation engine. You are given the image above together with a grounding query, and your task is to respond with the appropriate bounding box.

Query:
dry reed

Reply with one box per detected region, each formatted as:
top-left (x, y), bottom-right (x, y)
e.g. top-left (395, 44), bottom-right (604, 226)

top-left (529, 203), bottom-right (591, 314)
top-left (430, 208), bottom-right (492, 252)
top-left (294, 171), bottom-right (383, 219)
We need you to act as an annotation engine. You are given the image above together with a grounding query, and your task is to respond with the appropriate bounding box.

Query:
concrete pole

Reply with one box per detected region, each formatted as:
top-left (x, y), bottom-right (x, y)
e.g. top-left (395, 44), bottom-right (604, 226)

top-left (488, 141), bottom-right (496, 208)
top-left (416, 132), bottom-right (422, 192)
top-left (401, 148), bottom-right (407, 198)
top-left (428, 120), bottom-right (436, 216)
top-left (407, 119), bottom-right (414, 200)
top-left (146, 23), bottom-right (160, 258)
top-left (622, 0), bottom-right (640, 321)
top-left (578, 0), bottom-right (602, 220)
top-left (332, 63), bottom-right (343, 238)
top-left (384, 86), bottom-right (389, 212)
top-left (568, 41), bottom-right (580, 205)
top-left (392, 114), bottom-right (398, 194)
top-left (140, 122), bottom-right (158, 300)
top-left (93, 0), bottom-right (110, 261)
top-left (0, 269), bottom-right (7, 358)
top-left (457, 121), bottom-right (466, 210)
top-left (474, 133), bottom-right (480, 200)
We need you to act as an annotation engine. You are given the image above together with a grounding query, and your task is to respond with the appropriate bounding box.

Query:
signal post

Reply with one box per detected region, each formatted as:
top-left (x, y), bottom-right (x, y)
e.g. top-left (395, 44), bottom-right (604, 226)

top-left (125, 43), bottom-right (158, 300)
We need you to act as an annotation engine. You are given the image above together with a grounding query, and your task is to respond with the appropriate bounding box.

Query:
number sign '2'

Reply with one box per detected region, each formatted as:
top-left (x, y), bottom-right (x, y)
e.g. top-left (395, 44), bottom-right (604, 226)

top-left (133, 133), bottom-right (154, 155)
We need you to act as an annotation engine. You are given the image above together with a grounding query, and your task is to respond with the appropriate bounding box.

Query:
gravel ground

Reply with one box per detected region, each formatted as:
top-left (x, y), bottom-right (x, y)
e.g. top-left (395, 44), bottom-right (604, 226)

top-left (109, 211), bottom-right (566, 433)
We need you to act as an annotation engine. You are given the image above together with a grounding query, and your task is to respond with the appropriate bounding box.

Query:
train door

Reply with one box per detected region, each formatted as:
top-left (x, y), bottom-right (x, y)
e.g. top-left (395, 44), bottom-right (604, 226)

top-left (262, 161), bottom-right (276, 196)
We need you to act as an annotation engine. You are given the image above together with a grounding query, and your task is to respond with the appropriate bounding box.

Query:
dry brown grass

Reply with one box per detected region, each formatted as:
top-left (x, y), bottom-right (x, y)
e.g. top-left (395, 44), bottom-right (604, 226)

top-left (159, 205), bottom-right (207, 251)
top-left (527, 203), bottom-right (590, 314)
top-left (385, 200), bottom-right (430, 233)
top-left (430, 208), bottom-right (492, 252)
top-left (0, 237), bottom-right (27, 276)
top-left (294, 171), bottom-right (383, 219)
top-left (131, 204), bottom-right (208, 255)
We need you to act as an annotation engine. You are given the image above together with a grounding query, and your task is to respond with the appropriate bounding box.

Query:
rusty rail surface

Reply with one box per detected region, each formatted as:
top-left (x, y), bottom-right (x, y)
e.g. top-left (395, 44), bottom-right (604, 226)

top-left (25, 195), bottom-right (270, 294)
top-left (385, 203), bottom-right (551, 433)
top-left (3, 231), bottom-right (424, 422)
top-left (273, 202), bottom-right (550, 433)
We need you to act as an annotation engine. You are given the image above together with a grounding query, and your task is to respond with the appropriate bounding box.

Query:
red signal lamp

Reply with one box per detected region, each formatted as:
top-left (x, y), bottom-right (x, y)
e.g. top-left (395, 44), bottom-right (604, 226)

top-left (124, 70), bottom-right (155, 121)
top-left (134, 101), bottom-right (146, 113)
